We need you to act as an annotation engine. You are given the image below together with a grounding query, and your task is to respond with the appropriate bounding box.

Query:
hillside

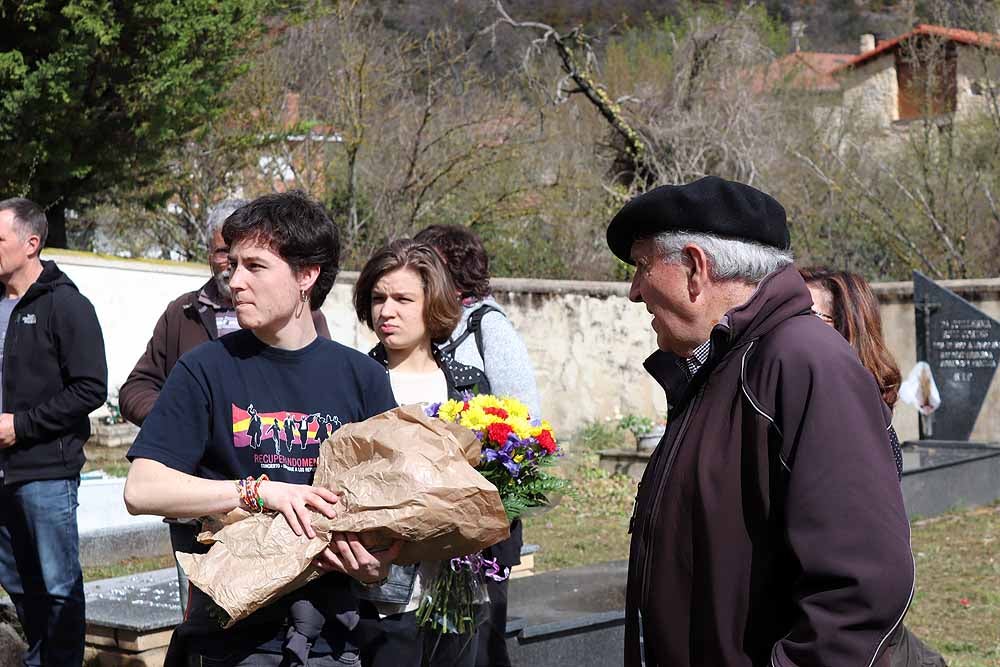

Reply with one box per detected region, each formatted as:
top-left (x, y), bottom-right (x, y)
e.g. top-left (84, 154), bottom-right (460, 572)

top-left (366, 0), bottom-right (926, 56)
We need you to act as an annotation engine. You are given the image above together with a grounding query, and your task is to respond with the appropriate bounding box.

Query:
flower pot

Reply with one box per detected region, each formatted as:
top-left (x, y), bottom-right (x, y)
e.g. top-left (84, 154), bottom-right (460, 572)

top-left (636, 424), bottom-right (666, 450)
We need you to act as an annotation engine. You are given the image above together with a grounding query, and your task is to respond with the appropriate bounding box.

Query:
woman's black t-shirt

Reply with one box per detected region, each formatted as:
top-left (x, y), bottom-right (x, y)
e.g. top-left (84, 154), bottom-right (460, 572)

top-left (127, 329), bottom-right (396, 656)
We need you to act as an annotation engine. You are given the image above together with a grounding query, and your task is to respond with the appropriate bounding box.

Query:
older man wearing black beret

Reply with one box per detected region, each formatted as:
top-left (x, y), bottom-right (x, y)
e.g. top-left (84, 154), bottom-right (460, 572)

top-left (609, 176), bottom-right (914, 667)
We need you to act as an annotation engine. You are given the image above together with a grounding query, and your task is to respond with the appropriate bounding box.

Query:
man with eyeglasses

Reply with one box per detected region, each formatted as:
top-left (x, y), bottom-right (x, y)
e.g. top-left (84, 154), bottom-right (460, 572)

top-left (609, 177), bottom-right (914, 667)
top-left (118, 199), bottom-right (330, 612)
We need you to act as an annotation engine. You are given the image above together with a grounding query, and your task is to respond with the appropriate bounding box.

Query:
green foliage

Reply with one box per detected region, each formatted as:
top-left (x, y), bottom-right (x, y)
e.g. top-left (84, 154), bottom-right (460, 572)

top-left (572, 415), bottom-right (660, 452)
top-left (575, 420), bottom-right (624, 452)
top-left (0, 0), bottom-right (278, 246)
top-left (479, 456), bottom-right (571, 522)
top-left (617, 414), bottom-right (655, 441)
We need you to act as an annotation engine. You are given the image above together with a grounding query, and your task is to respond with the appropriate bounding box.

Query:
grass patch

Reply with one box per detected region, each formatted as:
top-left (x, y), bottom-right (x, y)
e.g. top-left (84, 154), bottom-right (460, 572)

top-left (906, 505), bottom-right (1000, 666)
top-left (82, 554), bottom-right (176, 583)
top-left (523, 448), bottom-right (636, 572)
top-left (82, 444), bottom-right (131, 478)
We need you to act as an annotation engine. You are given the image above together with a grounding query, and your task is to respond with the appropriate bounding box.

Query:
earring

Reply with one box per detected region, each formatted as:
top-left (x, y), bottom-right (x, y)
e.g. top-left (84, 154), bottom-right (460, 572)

top-left (300, 289), bottom-right (308, 303)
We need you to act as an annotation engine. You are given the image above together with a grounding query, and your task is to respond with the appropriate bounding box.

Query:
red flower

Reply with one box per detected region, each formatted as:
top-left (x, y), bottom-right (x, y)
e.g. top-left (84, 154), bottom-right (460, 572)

top-left (484, 406), bottom-right (509, 419)
top-left (536, 430), bottom-right (557, 454)
top-left (486, 422), bottom-right (513, 445)
top-left (959, 597), bottom-right (970, 608)
top-left (463, 401), bottom-right (470, 410)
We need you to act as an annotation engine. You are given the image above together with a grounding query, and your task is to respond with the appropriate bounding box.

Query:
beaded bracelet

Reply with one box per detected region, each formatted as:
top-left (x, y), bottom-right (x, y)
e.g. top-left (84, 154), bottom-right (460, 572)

top-left (235, 474), bottom-right (269, 512)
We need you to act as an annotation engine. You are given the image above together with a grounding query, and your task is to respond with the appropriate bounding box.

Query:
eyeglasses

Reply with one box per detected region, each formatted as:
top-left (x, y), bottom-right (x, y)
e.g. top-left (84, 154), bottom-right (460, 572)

top-left (811, 308), bottom-right (835, 324)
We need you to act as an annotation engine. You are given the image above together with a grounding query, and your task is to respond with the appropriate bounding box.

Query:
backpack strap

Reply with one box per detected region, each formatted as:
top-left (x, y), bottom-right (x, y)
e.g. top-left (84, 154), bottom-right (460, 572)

top-left (441, 304), bottom-right (502, 360)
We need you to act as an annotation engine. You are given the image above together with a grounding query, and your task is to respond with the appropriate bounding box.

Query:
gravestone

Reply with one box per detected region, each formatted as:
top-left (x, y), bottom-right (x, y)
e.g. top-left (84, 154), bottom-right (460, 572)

top-left (84, 568), bottom-right (182, 666)
top-left (913, 271), bottom-right (1000, 440)
top-left (505, 560), bottom-right (626, 666)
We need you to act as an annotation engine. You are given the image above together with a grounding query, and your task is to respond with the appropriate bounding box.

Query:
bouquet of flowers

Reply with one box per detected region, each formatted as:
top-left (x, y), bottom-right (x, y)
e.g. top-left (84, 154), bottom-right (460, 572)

top-left (417, 394), bottom-right (569, 634)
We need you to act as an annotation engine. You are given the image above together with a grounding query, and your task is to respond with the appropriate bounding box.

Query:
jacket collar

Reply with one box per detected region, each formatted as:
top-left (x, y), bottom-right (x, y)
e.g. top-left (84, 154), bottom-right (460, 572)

top-left (644, 264), bottom-right (812, 406)
top-left (2, 260), bottom-right (75, 304)
top-left (197, 276), bottom-right (232, 310)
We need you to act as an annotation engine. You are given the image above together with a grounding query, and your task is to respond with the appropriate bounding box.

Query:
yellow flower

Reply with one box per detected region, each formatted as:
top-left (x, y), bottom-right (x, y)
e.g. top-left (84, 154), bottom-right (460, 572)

top-left (437, 399), bottom-right (464, 424)
top-left (507, 416), bottom-right (532, 440)
top-left (460, 406), bottom-right (493, 431)
top-left (470, 395), bottom-right (503, 412)
top-left (501, 397), bottom-right (530, 420)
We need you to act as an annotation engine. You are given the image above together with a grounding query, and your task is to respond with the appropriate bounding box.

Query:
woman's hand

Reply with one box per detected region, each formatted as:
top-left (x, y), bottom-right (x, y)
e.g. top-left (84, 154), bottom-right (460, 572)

top-left (313, 533), bottom-right (403, 583)
top-left (257, 481), bottom-right (340, 539)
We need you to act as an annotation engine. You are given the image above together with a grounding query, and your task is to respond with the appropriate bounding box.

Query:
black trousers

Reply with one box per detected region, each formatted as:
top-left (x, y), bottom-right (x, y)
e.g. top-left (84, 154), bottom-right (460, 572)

top-left (475, 579), bottom-right (510, 667)
top-left (357, 605), bottom-right (477, 667)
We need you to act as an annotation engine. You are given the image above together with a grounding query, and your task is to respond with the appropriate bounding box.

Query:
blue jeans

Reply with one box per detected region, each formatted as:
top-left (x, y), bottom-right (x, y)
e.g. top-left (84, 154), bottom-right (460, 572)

top-left (0, 478), bottom-right (85, 666)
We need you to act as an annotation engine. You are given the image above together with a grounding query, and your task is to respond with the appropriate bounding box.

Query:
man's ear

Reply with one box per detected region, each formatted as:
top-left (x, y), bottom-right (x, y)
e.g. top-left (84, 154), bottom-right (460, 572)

top-left (683, 244), bottom-right (712, 301)
top-left (24, 234), bottom-right (42, 258)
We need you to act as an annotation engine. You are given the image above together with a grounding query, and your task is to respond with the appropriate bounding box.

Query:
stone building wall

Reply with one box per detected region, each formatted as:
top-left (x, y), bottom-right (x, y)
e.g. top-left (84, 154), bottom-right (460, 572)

top-left (841, 57), bottom-right (899, 129)
top-left (955, 45), bottom-right (1000, 121)
top-left (45, 251), bottom-right (1000, 442)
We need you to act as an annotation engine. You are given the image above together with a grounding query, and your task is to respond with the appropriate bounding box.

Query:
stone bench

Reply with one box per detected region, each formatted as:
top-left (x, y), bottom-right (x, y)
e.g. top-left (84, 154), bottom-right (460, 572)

top-left (76, 547), bottom-right (616, 667)
top-left (84, 568), bottom-right (181, 667)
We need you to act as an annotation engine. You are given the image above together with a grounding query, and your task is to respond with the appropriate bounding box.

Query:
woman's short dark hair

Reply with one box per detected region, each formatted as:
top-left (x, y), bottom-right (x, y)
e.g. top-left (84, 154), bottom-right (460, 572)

top-left (222, 191), bottom-right (340, 311)
top-left (413, 224), bottom-right (491, 300)
top-left (800, 266), bottom-right (902, 408)
top-left (354, 239), bottom-right (462, 343)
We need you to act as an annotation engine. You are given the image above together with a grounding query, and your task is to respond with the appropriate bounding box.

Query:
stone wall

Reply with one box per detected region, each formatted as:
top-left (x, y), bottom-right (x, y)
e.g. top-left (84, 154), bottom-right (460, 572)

top-left (45, 251), bottom-right (1000, 441)
top-left (841, 57), bottom-right (899, 129)
top-left (955, 45), bottom-right (1000, 122)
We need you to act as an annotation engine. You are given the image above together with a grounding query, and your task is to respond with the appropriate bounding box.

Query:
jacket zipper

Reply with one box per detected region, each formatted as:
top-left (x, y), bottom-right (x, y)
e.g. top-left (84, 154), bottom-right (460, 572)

top-left (0, 299), bottom-right (19, 485)
top-left (639, 389), bottom-right (702, 611)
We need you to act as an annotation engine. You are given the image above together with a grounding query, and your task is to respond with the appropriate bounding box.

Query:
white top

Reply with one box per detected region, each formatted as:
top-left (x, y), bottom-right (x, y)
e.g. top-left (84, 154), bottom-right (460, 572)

top-left (378, 367), bottom-right (449, 616)
top-left (388, 368), bottom-right (448, 408)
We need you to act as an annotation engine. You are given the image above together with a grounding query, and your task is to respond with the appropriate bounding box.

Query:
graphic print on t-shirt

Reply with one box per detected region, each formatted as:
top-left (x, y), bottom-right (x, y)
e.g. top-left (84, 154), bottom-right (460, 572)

top-left (232, 403), bottom-right (342, 473)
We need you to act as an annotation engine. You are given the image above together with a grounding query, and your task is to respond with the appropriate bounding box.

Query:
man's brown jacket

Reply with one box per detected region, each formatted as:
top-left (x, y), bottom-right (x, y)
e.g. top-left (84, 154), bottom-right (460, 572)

top-left (625, 265), bottom-right (913, 667)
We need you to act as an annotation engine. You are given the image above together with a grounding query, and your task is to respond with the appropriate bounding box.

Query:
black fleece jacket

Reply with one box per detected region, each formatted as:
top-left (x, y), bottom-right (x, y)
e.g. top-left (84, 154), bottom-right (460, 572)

top-left (1, 260), bottom-right (108, 484)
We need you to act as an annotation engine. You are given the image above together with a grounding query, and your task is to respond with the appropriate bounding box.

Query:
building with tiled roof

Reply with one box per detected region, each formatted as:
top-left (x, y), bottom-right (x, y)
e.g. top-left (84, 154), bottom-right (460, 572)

top-left (752, 51), bottom-right (854, 94)
top-left (830, 24), bottom-right (1000, 128)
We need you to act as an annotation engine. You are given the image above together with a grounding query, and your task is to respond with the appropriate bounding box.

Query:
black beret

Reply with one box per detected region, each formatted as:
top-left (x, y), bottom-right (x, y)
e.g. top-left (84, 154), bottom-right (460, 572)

top-left (606, 176), bottom-right (790, 264)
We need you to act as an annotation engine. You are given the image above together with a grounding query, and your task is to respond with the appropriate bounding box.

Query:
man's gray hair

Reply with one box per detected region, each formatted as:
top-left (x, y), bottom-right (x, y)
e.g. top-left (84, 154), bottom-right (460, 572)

top-left (0, 197), bottom-right (48, 249)
top-left (654, 231), bottom-right (793, 284)
top-left (205, 198), bottom-right (248, 244)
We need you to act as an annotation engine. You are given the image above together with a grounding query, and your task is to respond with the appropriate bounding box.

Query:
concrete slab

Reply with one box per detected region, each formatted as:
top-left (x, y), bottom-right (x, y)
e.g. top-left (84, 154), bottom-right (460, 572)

top-left (84, 568), bottom-right (181, 633)
top-left (506, 560), bottom-right (626, 666)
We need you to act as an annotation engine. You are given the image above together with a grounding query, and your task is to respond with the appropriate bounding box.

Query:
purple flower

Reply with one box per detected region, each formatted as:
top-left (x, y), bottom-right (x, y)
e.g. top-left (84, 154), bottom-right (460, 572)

top-left (425, 402), bottom-right (441, 418)
top-left (448, 553), bottom-right (509, 582)
top-left (482, 447), bottom-right (521, 477)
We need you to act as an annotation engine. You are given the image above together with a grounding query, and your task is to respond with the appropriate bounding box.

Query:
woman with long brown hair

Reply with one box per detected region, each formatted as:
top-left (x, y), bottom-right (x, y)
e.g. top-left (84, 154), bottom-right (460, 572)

top-left (800, 267), bottom-right (946, 666)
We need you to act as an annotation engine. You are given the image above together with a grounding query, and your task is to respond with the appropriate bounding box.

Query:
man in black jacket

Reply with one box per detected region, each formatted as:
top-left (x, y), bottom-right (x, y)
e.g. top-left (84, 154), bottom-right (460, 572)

top-left (0, 198), bottom-right (108, 666)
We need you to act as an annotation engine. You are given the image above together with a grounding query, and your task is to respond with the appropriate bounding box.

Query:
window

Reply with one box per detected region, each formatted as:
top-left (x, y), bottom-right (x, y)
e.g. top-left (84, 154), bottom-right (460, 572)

top-left (896, 39), bottom-right (957, 120)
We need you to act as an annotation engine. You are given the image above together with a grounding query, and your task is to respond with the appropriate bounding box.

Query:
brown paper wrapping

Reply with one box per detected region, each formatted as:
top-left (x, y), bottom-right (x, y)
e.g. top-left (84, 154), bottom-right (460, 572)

top-left (176, 405), bottom-right (510, 626)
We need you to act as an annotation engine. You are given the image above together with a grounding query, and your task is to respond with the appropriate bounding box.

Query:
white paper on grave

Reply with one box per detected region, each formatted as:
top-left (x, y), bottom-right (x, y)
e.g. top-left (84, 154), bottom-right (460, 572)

top-left (899, 361), bottom-right (942, 416)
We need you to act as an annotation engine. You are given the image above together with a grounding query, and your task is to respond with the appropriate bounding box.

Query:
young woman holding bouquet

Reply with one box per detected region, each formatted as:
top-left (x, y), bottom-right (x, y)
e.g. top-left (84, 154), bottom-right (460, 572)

top-left (414, 225), bottom-right (535, 667)
top-left (353, 239), bottom-right (491, 667)
top-left (124, 192), bottom-right (400, 666)
top-left (799, 267), bottom-right (945, 667)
